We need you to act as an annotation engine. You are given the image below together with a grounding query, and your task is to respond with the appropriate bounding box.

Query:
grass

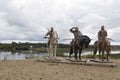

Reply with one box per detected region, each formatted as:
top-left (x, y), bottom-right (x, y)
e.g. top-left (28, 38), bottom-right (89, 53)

top-left (82, 54), bottom-right (93, 59)
top-left (56, 48), bottom-right (120, 59)
top-left (31, 47), bottom-right (69, 57)
top-left (56, 48), bottom-right (69, 57)
top-left (18, 47), bottom-right (120, 59)
top-left (110, 54), bottom-right (120, 59)
top-left (81, 53), bottom-right (120, 60)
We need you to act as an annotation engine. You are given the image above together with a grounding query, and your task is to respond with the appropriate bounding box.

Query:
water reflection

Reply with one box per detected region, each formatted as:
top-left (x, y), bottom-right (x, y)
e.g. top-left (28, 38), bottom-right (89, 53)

top-left (0, 50), bottom-right (120, 60)
top-left (64, 50), bottom-right (120, 56)
top-left (0, 51), bottom-right (48, 60)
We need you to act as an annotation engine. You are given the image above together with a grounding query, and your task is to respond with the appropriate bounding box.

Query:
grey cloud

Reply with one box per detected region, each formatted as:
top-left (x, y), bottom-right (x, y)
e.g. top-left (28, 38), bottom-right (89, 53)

top-left (0, 0), bottom-right (120, 45)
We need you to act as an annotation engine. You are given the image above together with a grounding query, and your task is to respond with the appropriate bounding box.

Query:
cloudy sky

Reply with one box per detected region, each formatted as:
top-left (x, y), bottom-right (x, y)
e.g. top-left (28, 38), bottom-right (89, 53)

top-left (0, 0), bottom-right (120, 45)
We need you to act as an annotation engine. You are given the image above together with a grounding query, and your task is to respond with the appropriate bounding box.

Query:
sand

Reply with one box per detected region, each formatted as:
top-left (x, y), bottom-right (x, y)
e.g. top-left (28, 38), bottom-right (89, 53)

top-left (0, 58), bottom-right (120, 80)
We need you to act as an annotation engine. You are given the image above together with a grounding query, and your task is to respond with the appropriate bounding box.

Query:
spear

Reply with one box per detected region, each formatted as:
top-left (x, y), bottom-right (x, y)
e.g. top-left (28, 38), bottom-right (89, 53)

top-left (62, 38), bottom-right (73, 41)
top-left (47, 28), bottom-right (50, 31)
top-left (107, 38), bottom-right (115, 41)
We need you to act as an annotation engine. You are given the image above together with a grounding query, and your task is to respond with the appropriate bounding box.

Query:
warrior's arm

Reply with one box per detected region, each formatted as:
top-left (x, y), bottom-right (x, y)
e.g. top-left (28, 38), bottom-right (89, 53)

top-left (44, 32), bottom-right (50, 38)
top-left (55, 31), bottom-right (59, 39)
top-left (56, 32), bottom-right (58, 38)
top-left (70, 27), bottom-right (75, 33)
top-left (98, 31), bottom-right (101, 37)
top-left (79, 31), bottom-right (83, 35)
top-left (105, 30), bottom-right (108, 37)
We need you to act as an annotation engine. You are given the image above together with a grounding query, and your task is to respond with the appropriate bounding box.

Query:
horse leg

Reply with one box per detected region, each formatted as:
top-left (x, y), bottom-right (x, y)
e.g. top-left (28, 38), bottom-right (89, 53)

top-left (106, 46), bottom-right (110, 61)
top-left (93, 41), bottom-right (98, 59)
top-left (74, 47), bottom-right (78, 60)
top-left (69, 46), bottom-right (73, 58)
top-left (106, 52), bottom-right (109, 61)
top-left (79, 48), bottom-right (82, 60)
top-left (101, 48), bottom-right (105, 61)
top-left (98, 48), bottom-right (102, 60)
top-left (93, 46), bottom-right (97, 59)
top-left (101, 40), bottom-right (106, 61)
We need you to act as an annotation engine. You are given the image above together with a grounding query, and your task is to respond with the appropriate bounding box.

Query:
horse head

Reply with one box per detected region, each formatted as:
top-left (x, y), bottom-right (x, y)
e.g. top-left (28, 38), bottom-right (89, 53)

top-left (79, 35), bottom-right (91, 48)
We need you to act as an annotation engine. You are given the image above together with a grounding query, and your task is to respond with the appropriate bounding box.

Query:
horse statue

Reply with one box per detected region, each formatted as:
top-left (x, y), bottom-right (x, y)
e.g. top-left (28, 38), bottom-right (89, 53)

top-left (93, 38), bottom-right (111, 61)
top-left (69, 35), bottom-right (91, 60)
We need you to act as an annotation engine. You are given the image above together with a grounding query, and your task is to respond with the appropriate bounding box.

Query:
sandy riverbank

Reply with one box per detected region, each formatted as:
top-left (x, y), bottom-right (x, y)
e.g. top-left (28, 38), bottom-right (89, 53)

top-left (0, 58), bottom-right (120, 80)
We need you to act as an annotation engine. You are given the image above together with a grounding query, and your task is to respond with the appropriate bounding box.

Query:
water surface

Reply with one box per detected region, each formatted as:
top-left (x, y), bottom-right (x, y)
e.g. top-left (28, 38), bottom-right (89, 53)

top-left (0, 50), bottom-right (120, 60)
top-left (0, 51), bottom-right (48, 60)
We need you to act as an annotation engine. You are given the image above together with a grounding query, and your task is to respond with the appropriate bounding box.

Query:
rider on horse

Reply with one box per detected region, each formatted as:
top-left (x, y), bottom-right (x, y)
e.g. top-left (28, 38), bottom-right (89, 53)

top-left (70, 27), bottom-right (83, 47)
top-left (98, 25), bottom-right (108, 46)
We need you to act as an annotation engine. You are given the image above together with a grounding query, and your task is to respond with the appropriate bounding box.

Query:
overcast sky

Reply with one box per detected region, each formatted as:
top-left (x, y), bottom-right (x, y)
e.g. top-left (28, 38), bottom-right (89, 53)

top-left (0, 0), bottom-right (120, 45)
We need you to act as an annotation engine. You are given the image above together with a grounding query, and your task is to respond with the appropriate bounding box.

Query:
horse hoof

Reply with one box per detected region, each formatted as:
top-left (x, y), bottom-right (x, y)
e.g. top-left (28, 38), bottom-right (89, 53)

top-left (79, 58), bottom-right (81, 60)
top-left (102, 59), bottom-right (104, 61)
top-left (75, 58), bottom-right (78, 60)
top-left (69, 54), bottom-right (72, 58)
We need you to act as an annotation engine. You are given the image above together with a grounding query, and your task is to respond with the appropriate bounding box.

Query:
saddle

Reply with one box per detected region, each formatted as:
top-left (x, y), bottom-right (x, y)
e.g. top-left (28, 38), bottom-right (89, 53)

top-left (98, 38), bottom-right (107, 48)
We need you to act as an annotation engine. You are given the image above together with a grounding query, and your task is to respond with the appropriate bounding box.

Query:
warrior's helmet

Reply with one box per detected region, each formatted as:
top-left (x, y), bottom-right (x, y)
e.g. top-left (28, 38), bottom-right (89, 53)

top-left (75, 27), bottom-right (79, 32)
top-left (51, 27), bottom-right (54, 32)
top-left (101, 25), bottom-right (104, 30)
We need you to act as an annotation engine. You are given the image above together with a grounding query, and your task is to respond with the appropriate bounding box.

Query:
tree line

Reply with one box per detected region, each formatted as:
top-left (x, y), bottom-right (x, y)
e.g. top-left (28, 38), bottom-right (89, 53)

top-left (0, 42), bottom-right (119, 51)
top-left (0, 42), bottom-right (69, 51)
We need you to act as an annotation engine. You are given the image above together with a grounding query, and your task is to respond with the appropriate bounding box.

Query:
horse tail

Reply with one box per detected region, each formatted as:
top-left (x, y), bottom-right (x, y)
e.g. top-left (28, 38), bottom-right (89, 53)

top-left (93, 40), bottom-right (98, 55)
top-left (94, 41), bottom-right (98, 48)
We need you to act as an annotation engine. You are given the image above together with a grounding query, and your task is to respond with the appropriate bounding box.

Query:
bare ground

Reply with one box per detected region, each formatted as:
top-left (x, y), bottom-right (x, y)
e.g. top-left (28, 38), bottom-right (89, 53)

top-left (0, 58), bottom-right (120, 80)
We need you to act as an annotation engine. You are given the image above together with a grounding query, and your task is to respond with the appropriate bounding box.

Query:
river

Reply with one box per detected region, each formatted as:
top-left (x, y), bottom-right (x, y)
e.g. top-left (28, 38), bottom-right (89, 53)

top-left (0, 51), bottom-right (48, 60)
top-left (0, 50), bottom-right (120, 60)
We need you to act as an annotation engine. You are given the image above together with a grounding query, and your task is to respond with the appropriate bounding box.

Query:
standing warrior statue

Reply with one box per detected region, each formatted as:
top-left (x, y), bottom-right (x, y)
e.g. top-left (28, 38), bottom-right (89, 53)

top-left (44, 27), bottom-right (58, 58)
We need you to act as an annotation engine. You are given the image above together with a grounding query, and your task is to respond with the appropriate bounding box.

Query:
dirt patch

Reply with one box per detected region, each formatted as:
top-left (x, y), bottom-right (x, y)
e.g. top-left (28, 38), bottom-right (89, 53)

top-left (0, 58), bottom-right (120, 80)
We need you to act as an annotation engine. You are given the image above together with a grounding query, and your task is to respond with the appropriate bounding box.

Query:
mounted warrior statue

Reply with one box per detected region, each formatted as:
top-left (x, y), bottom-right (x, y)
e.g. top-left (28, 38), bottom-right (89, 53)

top-left (98, 26), bottom-right (108, 47)
top-left (93, 25), bottom-right (111, 61)
top-left (44, 27), bottom-right (58, 59)
top-left (69, 27), bottom-right (83, 48)
top-left (69, 27), bottom-right (91, 60)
